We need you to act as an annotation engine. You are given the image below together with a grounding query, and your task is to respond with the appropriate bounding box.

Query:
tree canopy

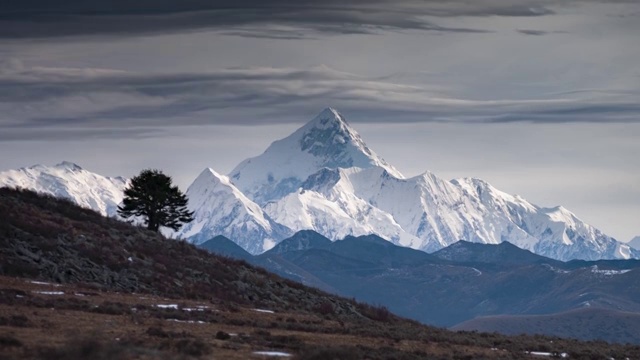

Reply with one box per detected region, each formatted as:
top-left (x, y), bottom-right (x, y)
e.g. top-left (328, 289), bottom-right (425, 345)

top-left (117, 169), bottom-right (194, 232)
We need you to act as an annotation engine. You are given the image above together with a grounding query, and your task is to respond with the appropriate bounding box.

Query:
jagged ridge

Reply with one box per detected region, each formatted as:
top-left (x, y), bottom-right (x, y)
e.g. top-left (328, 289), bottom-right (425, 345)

top-left (229, 107), bottom-right (403, 205)
top-left (0, 161), bottom-right (127, 217)
top-left (0, 108), bottom-right (635, 261)
top-left (177, 168), bottom-right (292, 254)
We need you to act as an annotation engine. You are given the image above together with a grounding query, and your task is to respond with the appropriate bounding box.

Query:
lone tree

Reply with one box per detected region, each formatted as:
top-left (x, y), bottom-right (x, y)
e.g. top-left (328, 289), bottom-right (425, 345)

top-left (118, 169), bottom-right (194, 232)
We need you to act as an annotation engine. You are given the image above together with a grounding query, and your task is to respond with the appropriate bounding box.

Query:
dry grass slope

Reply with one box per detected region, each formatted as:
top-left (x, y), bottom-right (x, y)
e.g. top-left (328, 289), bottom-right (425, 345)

top-left (452, 307), bottom-right (640, 344)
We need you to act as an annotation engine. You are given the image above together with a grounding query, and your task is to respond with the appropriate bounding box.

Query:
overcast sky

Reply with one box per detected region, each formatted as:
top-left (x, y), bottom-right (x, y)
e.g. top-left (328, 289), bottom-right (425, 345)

top-left (1, 0), bottom-right (639, 241)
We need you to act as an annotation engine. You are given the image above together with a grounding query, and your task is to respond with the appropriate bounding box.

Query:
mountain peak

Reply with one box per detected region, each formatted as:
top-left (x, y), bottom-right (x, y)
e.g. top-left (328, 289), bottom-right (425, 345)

top-left (296, 107), bottom-right (363, 157)
top-left (189, 168), bottom-right (250, 204)
top-left (628, 236), bottom-right (640, 250)
top-left (193, 167), bottom-right (226, 185)
top-left (180, 167), bottom-right (291, 254)
top-left (305, 107), bottom-right (347, 128)
top-left (229, 107), bottom-right (403, 205)
top-left (55, 161), bottom-right (83, 171)
top-left (433, 240), bottom-right (558, 265)
top-left (316, 106), bottom-right (342, 120)
top-left (265, 230), bottom-right (333, 255)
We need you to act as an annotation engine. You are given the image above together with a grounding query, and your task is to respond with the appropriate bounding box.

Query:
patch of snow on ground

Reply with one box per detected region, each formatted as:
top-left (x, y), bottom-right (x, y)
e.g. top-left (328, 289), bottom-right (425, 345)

top-left (541, 264), bottom-right (570, 274)
top-left (253, 351), bottom-right (292, 357)
top-left (253, 309), bottom-right (275, 313)
top-left (29, 281), bottom-right (60, 286)
top-left (155, 304), bottom-right (179, 309)
top-left (33, 291), bottom-right (64, 295)
top-left (166, 319), bottom-right (207, 324)
top-left (590, 266), bottom-right (631, 275)
top-left (526, 351), bottom-right (568, 358)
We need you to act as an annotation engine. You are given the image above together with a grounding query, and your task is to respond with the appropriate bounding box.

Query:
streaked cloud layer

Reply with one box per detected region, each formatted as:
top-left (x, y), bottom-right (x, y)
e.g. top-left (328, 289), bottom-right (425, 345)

top-left (1, 62), bottom-right (639, 141)
top-left (0, 0), bottom-right (560, 39)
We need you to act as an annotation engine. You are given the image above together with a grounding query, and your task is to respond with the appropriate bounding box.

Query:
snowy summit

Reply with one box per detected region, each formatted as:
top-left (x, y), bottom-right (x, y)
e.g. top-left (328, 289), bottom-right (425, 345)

top-left (229, 107), bottom-right (403, 205)
top-left (0, 161), bottom-right (127, 217)
top-left (221, 108), bottom-right (637, 260)
top-left (177, 168), bottom-right (291, 254)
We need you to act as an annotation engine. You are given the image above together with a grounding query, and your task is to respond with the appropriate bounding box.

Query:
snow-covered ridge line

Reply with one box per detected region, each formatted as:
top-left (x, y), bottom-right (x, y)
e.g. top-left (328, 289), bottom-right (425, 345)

top-left (2, 108), bottom-right (636, 261)
top-left (222, 107), bottom-right (636, 260)
top-left (228, 107), bottom-right (403, 206)
top-left (0, 161), bottom-right (128, 217)
top-left (174, 168), bottom-right (291, 254)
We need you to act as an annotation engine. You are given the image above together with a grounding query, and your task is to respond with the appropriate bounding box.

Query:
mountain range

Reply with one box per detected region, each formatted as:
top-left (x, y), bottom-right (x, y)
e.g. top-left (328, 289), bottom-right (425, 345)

top-left (629, 236), bottom-right (640, 250)
top-left (199, 230), bottom-right (640, 343)
top-left (0, 107), bottom-right (636, 261)
top-left (0, 161), bottom-right (127, 217)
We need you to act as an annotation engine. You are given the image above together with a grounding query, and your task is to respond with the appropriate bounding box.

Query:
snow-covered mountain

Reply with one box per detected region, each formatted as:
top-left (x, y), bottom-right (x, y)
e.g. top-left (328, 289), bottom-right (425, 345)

top-left (262, 166), bottom-right (634, 260)
top-left (263, 167), bottom-right (420, 248)
top-left (2, 108), bottom-right (635, 261)
top-left (176, 168), bottom-right (291, 254)
top-left (451, 178), bottom-right (633, 261)
top-left (0, 161), bottom-right (127, 217)
top-left (224, 107), bottom-right (635, 261)
top-left (629, 236), bottom-right (640, 250)
top-left (229, 107), bottom-right (403, 205)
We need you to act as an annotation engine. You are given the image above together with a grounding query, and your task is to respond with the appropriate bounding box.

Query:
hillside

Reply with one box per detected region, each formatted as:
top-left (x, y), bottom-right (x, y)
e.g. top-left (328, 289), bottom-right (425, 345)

top-left (200, 231), bottom-right (640, 333)
top-left (431, 240), bottom-right (562, 266)
top-left (0, 187), bottom-right (369, 317)
top-left (452, 308), bottom-right (640, 344)
top-left (2, 188), bottom-right (640, 359)
top-left (198, 235), bottom-right (254, 262)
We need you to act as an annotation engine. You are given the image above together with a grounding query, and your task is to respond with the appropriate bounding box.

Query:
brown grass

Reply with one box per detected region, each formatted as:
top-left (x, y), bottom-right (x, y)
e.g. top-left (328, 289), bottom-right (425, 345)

top-left (3, 276), bottom-right (640, 359)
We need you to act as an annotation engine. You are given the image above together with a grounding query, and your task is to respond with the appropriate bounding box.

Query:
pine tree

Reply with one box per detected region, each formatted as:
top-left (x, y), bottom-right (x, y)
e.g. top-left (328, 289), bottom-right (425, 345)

top-left (117, 169), bottom-right (194, 232)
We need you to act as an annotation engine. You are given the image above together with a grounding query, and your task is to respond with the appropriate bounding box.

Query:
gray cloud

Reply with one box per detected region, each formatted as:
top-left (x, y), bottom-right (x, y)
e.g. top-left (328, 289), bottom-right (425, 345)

top-left (0, 128), bottom-right (163, 142)
top-left (1, 63), bottom-right (639, 141)
top-left (517, 29), bottom-right (567, 36)
top-left (517, 29), bottom-right (550, 36)
top-left (0, 0), bottom-right (566, 39)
